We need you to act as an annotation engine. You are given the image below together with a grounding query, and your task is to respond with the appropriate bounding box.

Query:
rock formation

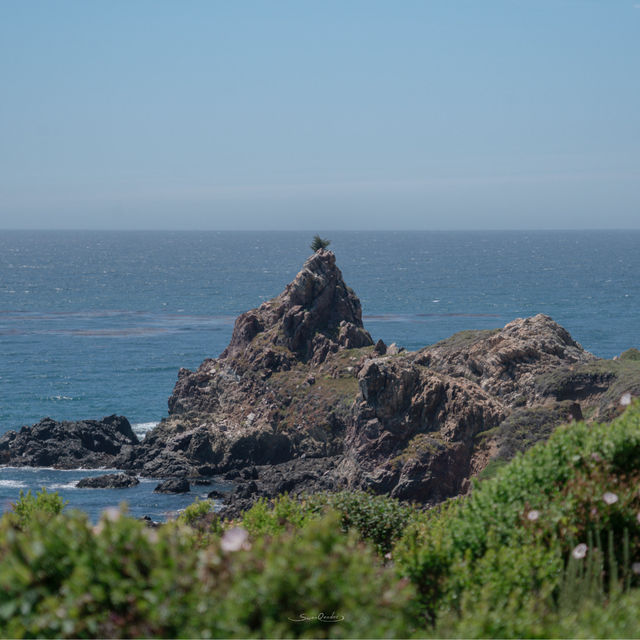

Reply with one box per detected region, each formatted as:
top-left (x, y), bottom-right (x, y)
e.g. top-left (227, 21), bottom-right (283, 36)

top-left (3, 250), bottom-right (639, 517)
top-left (0, 415), bottom-right (138, 469)
top-left (77, 473), bottom-right (140, 489)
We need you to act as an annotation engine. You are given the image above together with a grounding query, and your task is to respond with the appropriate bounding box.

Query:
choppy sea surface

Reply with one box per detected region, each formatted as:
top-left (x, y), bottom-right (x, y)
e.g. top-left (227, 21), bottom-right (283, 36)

top-left (1, 230), bottom-right (638, 519)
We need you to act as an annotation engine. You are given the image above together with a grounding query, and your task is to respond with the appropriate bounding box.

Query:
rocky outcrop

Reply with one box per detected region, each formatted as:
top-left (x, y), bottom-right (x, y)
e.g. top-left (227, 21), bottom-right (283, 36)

top-left (117, 252), bottom-right (639, 509)
top-left (0, 415), bottom-right (138, 469)
top-left (220, 249), bottom-right (373, 365)
top-left (77, 473), bottom-right (140, 489)
top-left (5, 251), bottom-right (639, 516)
top-left (124, 250), bottom-right (373, 480)
top-left (218, 457), bottom-right (340, 519)
top-left (154, 478), bottom-right (190, 494)
top-left (337, 358), bottom-right (506, 502)
top-left (414, 315), bottom-right (596, 405)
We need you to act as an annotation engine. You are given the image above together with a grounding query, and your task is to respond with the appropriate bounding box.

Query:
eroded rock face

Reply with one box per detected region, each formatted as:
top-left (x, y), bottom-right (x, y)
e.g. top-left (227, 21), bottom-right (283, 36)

top-left (126, 250), bottom-right (374, 480)
top-left (337, 358), bottom-right (506, 501)
top-left (0, 415), bottom-right (138, 469)
top-left (414, 315), bottom-right (595, 405)
top-left (221, 249), bottom-right (373, 364)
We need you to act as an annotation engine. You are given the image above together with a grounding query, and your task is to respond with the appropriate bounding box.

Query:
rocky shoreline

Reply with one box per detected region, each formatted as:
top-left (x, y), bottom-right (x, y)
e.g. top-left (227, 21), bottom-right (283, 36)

top-left (2, 249), bottom-right (639, 517)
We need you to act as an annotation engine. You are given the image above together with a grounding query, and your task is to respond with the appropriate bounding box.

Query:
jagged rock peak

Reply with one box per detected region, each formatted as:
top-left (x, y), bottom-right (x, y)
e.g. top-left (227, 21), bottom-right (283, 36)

top-left (222, 249), bottom-right (373, 363)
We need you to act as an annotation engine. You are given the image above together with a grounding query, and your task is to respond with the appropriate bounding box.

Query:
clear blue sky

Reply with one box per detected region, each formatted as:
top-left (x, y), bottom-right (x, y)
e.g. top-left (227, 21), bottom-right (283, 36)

top-left (0, 0), bottom-right (638, 230)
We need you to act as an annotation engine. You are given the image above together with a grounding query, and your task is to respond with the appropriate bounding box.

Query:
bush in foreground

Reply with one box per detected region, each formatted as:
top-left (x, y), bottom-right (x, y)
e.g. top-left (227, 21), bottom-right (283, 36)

top-left (394, 401), bottom-right (640, 636)
top-left (0, 502), bottom-right (417, 638)
top-left (240, 490), bottom-right (415, 555)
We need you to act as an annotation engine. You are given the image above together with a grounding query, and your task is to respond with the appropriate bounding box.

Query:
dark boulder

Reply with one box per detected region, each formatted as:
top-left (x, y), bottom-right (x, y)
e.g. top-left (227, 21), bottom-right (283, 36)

top-left (154, 478), bottom-right (190, 493)
top-left (0, 415), bottom-right (139, 469)
top-left (77, 473), bottom-right (140, 489)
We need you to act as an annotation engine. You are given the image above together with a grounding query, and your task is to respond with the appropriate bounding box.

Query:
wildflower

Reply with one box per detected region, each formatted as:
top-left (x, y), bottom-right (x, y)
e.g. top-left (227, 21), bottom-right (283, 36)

top-left (98, 506), bottom-right (121, 522)
top-left (527, 510), bottom-right (540, 521)
top-left (603, 492), bottom-right (619, 505)
top-left (143, 528), bottom-right (159, 544)
top-left (572, 543), bottom-right (588, 560)
top-left (633, 563), bottom-right (640, 575)
top-left (220, 526), bottom-right (250, 552)
top-left (621, 393), bottom-right (632, 406)
top-left (636, 512), bottom-right (640, 524)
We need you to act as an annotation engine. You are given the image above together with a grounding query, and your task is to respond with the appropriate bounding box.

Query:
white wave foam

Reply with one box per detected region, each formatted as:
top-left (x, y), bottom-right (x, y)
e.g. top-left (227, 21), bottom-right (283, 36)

top-left (133, 422), bottom-right (158, 437)
top-left (0, 480), bottom-right (27, 489)
top-left (49, 482), bottom-right (78, 490)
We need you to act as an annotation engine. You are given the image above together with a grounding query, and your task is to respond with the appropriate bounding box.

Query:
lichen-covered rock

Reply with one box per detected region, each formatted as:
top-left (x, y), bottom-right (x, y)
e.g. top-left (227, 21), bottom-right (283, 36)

top-left (414, 315), bottom-right (595, 405)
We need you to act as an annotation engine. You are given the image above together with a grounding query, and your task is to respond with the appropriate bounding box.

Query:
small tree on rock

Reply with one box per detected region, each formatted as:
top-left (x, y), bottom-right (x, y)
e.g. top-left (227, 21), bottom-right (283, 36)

top-left (310, 235), bottom-right (331, 251)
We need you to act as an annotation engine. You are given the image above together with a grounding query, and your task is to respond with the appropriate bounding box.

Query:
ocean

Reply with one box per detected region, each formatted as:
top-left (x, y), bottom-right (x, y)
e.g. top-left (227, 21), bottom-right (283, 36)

top-left (1, 230), bottom-right (638, 520)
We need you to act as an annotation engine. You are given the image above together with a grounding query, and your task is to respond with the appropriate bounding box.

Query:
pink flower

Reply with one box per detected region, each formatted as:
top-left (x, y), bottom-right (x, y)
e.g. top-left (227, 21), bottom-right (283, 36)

top-left (572, 543), bottom-right (588, 560)
top-left (633, 563), bottom-right (640, 575)
top-left (603, 492), bottom-right (619, 505)
top-left (527, 510), bottom-right (540, 521)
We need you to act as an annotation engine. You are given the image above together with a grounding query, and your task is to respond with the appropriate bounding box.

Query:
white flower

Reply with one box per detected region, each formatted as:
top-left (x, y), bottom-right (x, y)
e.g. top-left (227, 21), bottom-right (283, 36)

top-left (102, 507), bottom-right (121, 522)
top-left (572, 543), bottom-right (588, 560)
top-left (603, 492), bottom-right (619, 505)
top-left (527, 510), bottom-right (540, 521)
top-left (621, 393), bottom-right (632, 406)
top-left (220, 527), bottom-right (250, 552)
top-left (636, 512), bottom-right (640, 524)
top-left (633, 563), bottom-right (640, 575)
top-left (143, 528), bottom-right (159, 544)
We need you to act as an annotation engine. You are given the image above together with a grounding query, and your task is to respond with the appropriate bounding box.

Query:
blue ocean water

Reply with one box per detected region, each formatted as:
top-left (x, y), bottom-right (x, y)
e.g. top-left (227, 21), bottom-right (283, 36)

top-left (0, 230), bottom-right (638, 518)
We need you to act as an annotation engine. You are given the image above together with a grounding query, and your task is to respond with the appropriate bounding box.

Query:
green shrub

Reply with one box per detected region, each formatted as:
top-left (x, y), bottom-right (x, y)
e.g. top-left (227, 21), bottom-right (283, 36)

top-left (215, 515), bottom-right (419, 638)
top-left (395, 402), bottom-right (640, 624)
top-left (241, 491), bottom-right (414, 555)
top-left (325, 491), bottom-right (415, 555)
top-left (176, 498), bottom-right (223, 542)
top-left (310, 235), bottom-right (331, 251)
top-left (0, 504), bottom-right (417, 638)
top-left (3, 488), bottom-right (67, 529)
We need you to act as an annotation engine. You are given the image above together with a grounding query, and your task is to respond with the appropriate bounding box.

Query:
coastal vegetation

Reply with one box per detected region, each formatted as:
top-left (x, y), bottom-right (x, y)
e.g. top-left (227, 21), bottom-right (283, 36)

top-left (2, 402), bottom-right (640, 637)
top-left (310, 235), bottom-right (331, 251)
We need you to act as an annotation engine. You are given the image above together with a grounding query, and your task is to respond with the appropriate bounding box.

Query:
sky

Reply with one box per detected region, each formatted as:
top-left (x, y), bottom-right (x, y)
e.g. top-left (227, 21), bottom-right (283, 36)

top-left (0, 0), bottom-right (638, 230)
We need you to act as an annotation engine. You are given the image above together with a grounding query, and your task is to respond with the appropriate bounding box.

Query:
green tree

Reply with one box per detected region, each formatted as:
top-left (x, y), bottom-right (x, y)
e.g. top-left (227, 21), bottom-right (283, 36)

top-left (310, 235), bottom-right (330, 251)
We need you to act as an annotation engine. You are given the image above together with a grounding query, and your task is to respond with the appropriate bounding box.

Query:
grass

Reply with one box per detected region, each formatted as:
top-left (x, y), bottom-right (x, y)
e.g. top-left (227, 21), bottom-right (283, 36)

top-left (475, 401), bottom-right (580, 462)
top-left (424, 328), bottom-right (501, 352)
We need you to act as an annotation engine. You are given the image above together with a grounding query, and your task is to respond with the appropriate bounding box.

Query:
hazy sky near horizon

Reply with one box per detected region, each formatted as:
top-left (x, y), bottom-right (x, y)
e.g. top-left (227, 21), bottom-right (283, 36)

top-left (1, 0), bottom-right (639, 230)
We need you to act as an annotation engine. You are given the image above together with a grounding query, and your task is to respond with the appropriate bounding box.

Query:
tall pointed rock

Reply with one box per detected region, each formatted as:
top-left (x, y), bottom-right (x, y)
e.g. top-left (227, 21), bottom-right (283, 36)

top-left (222, 249), bottom-right (373, 365)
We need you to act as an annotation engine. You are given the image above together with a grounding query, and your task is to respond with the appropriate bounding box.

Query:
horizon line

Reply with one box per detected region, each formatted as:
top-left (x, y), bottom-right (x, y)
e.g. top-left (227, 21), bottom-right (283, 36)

top-left (1, 228), bottom-right (640, 233)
